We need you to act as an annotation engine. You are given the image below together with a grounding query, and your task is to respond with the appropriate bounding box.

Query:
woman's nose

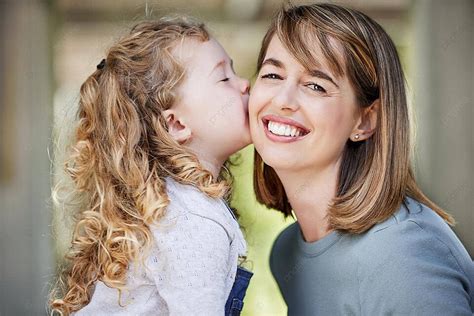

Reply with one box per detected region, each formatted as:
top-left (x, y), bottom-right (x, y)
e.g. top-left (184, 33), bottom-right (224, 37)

top-left (271, 85), bottom-right (299, 111)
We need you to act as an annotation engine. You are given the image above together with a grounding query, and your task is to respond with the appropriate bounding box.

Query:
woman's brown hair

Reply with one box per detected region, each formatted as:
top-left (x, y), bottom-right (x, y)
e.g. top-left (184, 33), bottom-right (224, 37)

top-left (50, 17), bottom-right (232, 315)
top-left (254, 3), bottom-right (454, 233)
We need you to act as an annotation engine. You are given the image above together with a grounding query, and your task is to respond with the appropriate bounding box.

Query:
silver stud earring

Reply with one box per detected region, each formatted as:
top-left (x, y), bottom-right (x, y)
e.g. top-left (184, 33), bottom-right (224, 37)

top-left (354, 134), bottom-right (360, 140)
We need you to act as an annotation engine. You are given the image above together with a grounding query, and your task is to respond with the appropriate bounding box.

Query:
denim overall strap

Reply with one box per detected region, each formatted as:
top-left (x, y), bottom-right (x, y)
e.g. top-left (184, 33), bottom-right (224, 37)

top-left (225, 266), bottom-right (253, 316)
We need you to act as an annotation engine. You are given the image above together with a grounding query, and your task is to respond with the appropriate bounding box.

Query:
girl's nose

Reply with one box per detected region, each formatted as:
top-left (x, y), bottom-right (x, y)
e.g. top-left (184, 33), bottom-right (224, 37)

top-left (240, 77), bottom-right (250, 94)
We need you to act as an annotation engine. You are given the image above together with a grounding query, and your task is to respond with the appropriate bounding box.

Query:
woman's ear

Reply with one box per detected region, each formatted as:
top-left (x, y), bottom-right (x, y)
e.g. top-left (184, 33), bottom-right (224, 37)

top-left (162, 109), bottom-right (192, 144)
top-left (350, 99), bottom-right (380, 142)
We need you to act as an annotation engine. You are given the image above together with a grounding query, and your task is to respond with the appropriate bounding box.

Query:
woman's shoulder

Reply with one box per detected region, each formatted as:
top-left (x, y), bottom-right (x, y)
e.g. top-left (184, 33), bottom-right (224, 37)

top-left (269, 222), bottom-right (299, 275)
top-left (356, 197), bottom-right (473, 280)
top-left (363, 197), bottom-right (468, 252)
top-left (353, 197), bottom-right (474, 313)
top-left (270, 222), bottom-right (299, 263)
top-left (273, 222), bottom-right (299, 249)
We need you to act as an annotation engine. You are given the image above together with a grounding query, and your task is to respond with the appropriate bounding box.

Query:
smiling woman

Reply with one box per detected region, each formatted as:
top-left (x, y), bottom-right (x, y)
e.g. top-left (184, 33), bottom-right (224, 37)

top-left (249, 3), bottom-right (474, 315)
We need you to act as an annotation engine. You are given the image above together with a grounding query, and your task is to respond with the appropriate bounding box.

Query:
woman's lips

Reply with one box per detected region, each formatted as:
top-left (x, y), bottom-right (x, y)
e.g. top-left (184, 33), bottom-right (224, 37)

top-left (262, 114), bottom-right (310, 132)
top-left (261, 114), bottom-right (310, 143)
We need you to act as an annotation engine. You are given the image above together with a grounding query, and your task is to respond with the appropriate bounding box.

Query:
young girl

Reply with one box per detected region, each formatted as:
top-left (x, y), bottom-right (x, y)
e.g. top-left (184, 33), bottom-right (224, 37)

top-left (51, 17), bottom-right (252, 315)
top-left (249, 3), bottom-right (473, 315)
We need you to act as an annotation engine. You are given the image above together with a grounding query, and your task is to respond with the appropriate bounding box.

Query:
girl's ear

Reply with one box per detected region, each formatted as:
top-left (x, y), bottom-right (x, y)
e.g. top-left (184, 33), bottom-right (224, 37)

top-left (350, 99), bottom-right (380, 142)
top-left (162, 109), bottom-right (192, 144)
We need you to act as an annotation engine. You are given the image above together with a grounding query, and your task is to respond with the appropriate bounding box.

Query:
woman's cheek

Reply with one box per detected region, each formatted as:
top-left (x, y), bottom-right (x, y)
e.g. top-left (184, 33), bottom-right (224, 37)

top-left (249, 82), bottom-right (268, 109)
top-left (319, 103), bottom-right (352, 134)
top-left (248, 93), bottom-right (260, 115)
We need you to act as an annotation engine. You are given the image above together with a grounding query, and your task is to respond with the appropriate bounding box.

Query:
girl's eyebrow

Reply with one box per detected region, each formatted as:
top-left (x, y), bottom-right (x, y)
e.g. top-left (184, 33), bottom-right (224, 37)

top-left (209, 59), bottom-right (226, 76)
top-left (210, 59), bottom-right (234, 76)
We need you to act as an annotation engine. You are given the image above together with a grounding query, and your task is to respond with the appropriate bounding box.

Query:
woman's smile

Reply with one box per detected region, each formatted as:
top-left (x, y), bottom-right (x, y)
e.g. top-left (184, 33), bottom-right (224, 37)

top-left (261, 114), bottom-right (310, 143)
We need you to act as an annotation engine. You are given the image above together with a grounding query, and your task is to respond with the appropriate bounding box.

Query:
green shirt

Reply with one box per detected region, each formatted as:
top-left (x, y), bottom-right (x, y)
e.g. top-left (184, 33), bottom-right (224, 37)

top-left (270, 197), bottom-right (474, 315)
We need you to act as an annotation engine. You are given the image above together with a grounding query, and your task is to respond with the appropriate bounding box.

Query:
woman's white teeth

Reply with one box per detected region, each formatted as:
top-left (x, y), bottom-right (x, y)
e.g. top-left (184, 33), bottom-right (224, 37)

top-left (268, 121), bottom-right (304, 137)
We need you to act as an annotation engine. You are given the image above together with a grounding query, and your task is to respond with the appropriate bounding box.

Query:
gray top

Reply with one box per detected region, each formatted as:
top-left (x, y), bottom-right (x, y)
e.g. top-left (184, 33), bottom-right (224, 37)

top-left (270, 197), bottom-right (474, 315)
top-left (75, 177), bottom-right (247, 315)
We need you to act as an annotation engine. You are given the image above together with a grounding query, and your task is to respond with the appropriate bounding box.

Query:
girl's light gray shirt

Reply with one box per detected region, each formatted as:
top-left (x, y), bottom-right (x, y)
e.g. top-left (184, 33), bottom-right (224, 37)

top-left (75, 177), bottom-right (247, 315)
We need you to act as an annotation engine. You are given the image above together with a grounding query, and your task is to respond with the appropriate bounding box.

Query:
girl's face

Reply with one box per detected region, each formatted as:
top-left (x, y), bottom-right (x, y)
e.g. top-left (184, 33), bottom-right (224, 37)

top-left (249, 35), bottom-right (361, 172)
top-left (169, 37), bottom-right (251, 164)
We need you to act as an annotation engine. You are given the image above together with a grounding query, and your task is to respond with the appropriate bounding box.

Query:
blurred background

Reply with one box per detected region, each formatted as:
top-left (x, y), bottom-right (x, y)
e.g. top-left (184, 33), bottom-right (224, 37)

top-left (0, 0), bottom-right (472, 314)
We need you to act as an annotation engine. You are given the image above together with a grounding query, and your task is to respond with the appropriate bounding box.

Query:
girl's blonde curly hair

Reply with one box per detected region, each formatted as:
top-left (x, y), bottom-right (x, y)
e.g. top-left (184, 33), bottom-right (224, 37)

top-left (50, 17), bottom-right (231, 315)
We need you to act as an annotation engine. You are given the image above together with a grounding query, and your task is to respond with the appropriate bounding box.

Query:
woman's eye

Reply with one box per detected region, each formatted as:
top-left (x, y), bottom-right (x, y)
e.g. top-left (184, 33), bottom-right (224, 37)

top-left (220, 78), bottom-right (230, 82)
top-left (306, 83), bottom-right (326, 93)
top-left (261, 73), bottom-right (282, 80)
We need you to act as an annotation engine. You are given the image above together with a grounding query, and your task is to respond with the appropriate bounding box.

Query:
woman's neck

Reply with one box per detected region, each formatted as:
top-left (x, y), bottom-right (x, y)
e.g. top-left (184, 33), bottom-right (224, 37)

top-left (275, 161), bottom-right (340, 243)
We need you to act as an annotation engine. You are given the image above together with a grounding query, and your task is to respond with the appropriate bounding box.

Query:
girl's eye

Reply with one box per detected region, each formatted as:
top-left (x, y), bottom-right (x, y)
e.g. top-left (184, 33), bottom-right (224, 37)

top-left (261, 73), bottom-right (282, 80)
top-left (305, 83), bottom-right (326, 93)
top-left (220, 78), bottom-right (230, 82)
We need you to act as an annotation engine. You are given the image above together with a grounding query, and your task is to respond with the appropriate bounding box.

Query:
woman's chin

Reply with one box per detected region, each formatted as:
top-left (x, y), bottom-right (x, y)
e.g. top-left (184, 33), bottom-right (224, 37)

top-left (257, 151), bottom-right (303, 172)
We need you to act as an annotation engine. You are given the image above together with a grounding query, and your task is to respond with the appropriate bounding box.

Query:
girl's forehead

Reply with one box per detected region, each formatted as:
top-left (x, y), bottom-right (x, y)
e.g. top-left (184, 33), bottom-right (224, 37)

top-left (172, 37), bottom-right (227, 70)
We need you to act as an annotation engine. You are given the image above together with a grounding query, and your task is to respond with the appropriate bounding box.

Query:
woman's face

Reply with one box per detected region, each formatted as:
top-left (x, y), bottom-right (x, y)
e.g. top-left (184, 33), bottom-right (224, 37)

top-left (249, 35), bottom-right (361, 172)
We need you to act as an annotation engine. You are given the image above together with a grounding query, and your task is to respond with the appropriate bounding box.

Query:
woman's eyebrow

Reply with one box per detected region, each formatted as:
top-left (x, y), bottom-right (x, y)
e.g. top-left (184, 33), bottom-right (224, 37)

top-left (261, 58), bottom-right (284, 69)
top-left (307, 69), bottom-right (339, 88)
top-left (262, 58), bottom-right (338, 88)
